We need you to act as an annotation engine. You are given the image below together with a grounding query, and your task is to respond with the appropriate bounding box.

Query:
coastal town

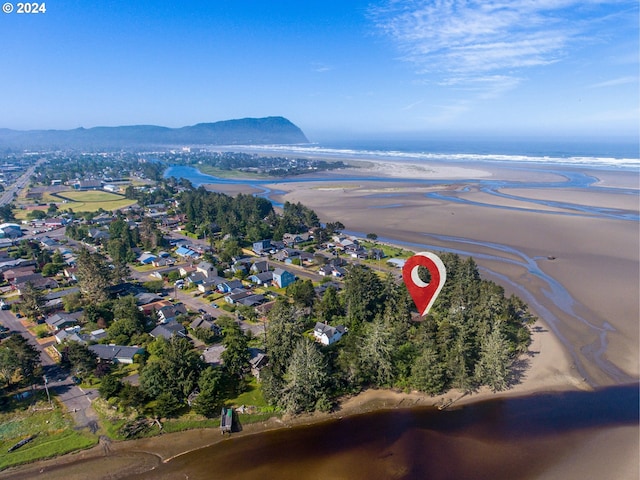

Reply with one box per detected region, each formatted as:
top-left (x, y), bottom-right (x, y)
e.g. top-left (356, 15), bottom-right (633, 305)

top-left (1, 151), bottom-right (533, 469)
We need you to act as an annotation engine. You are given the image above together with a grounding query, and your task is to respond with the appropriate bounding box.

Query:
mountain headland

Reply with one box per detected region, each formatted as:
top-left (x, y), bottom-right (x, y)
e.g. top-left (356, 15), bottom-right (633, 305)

top-left (0, 116), bottom-right (308, 150)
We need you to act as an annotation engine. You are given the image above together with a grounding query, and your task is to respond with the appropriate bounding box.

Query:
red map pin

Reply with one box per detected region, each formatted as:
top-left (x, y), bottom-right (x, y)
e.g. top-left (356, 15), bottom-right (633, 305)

top-left (402, 252), bottom-right (447, 316)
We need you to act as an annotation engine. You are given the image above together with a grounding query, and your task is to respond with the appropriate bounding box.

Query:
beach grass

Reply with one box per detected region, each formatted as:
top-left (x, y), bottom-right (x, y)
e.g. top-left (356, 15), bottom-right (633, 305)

top-left (0, 398), bottom-right (97, 470)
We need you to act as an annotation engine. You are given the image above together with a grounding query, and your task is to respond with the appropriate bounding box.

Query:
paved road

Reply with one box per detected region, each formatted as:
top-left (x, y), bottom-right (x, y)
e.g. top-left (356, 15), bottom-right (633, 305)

top-left (0, 159), bottom-right (44, 207)
top-left (0, 309), bottom-right (97, 429)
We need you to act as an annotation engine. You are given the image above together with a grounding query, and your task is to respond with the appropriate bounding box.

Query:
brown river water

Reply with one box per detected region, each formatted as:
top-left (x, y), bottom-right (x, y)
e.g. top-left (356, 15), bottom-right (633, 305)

top-left (7, 385), bottom-right (635, 480)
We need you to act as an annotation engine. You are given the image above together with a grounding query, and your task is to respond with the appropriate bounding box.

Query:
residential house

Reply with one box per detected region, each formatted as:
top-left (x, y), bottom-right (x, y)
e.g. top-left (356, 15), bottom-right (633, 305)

top-left (185, 271), bottom-right (207, 286)
top-left (157, 303), bottom-right (187, 324)
top-left (252, 239), bottom-right (273, 255)
top-left (63, 266), bottom-right (78, 281)
top-left (90, 213), bottom-right (113, 225)
top-left (15, 274), bottom-right (59, 293)
top-left (179, 265), bottom-right (197, 277)
top-left (387, 258), bottom-right (406, 268)
top-left (43, 287), bottom-right (81, 311)
top-left (138, 300), bottom-right (172, 315)
top-left (331, 266), bottom-right (347, 278)
top-left (273, 248), bottom-right (300, 263)
top-left (138, 252), bottom-right (158, 265)
top-left (88, 228), bottom-right (110, 242)
top-left (256, 300), bottom-right (276, 318)
top-left (175, 246), bottom-right (198, 258)
top-left (272, 268), bottom-right (296, 288)
top-left (54, 327), bottom-right (84, 344)
top-left (230, 261), bottom-right (248, 275)
top-left (3, 266), bottom-right (36, 282)
top-left (224, 290), bottom-right (253, 305)
top-left (88, 344), bottom-right (144, 364)
top-left (314, 281), bottom-right (342, 297)
top-left (197, 277), bottom-right (221, 294)
top-left (313, 322), bottom-right (347, 346)
top-left (217, 280), bottom-right (244, 293)
top-left (190, 316), bottom-right (220, 334)
top-left (282, 232), bottom-right (311, 246)
top-left (134, 292), bottom-right (163, 305)
top-left (196, 261), bottom-right (217, 278)
top-left (152, 257), bottom-right (175, 267)
top-left (44, 218), bottom-right (66, 228)
top-left (250, 260), bottom-right (269, 274)
top-left (88, 328), bottom-right (108, 342)
top-left (39, 236), bottom-right (59, 249)
top-left (248, 271), bottom-right (273, 286)
top-left (249, 350), bottom-right (268, 378)
top-left (108, 282), bottom-right (142, 298)
top-left (149, 321), bottom-right (186, 340)
top-left (236, 294), bottom-right (265, 307)
top-left (369, 248), bottom-right (386, 260)
top-left (45, 311), bottom-right (82, 331)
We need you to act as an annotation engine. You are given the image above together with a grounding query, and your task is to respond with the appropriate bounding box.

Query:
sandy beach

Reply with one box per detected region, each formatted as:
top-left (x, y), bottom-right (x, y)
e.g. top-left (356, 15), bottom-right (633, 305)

top-left (2, 157), bottom-right (637, 479)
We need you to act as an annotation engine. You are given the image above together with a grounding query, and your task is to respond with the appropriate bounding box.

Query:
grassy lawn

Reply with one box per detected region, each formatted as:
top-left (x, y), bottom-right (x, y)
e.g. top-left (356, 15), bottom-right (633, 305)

top-left (0, 396), bottom-right (97, 471)
top-left (359, 240), bottom-right (413, 259)
top-left (231, 377), bottom-right (268, 408)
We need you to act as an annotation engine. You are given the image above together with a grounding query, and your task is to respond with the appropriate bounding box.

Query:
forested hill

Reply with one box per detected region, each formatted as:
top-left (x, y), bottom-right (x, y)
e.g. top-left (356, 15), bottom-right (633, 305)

top-left (0, 116), bottom-right (308, 151)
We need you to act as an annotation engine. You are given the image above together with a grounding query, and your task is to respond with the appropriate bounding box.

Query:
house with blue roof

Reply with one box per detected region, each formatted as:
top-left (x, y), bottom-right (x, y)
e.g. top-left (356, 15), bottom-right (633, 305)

top-left (175, 246), bottom-right (198, 258)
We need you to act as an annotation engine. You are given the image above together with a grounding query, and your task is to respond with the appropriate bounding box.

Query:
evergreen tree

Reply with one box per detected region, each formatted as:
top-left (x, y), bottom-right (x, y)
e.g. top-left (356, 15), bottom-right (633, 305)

top-left (76, 247), bottom-right (113, 303)
top-left (342, 264), bottom-right (382, 326)
top-left (220, 320), bottom-right (250, 380)
top-left (410, 345), bottom-right (446, 395)
top-left (316, 286), bottom-right (343, 323)
top-left (19, 281), bottom-right (45, 320)
top-left (192, 366), bottom-right (227, 417)
top-left (281, 339), bottom-right (330, 414)
top-left (474, 324), bottom-right (511, 392)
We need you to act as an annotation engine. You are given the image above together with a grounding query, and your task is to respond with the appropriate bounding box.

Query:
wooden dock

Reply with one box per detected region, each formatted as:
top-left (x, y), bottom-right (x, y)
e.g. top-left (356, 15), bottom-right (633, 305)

top-left (220, 407), bottom-right (233, 434)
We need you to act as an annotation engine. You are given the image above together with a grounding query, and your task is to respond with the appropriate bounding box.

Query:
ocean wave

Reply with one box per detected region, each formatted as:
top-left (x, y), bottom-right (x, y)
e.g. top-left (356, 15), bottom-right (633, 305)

top-left (228, 144), bottom-right (640, 169)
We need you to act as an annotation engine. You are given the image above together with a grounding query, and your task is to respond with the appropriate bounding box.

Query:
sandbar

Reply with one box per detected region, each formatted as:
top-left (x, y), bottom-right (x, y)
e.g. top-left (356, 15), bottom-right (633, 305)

top-left (3, 158), bottom-right (637, 480)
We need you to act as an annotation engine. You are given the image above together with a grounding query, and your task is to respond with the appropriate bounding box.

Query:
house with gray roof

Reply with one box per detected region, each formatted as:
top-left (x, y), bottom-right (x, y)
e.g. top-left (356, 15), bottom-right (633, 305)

top-left (248, 271), bottom-right (273, 286)
top-left (150, 321), bottom-right (186, 340)
top-left (45, 311), bottom-right (82, 331)
top-left (89, 344), bottom-right (144, 364)
top-left (313, 322), bottom-right (347, 346)
top-left (273, 268), bottom-right (296, 288)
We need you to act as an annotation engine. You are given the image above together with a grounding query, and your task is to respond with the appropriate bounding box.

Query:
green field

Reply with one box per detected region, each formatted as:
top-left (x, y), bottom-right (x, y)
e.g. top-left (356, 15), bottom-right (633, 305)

top-left (54, 190), bottom-right (136, 212)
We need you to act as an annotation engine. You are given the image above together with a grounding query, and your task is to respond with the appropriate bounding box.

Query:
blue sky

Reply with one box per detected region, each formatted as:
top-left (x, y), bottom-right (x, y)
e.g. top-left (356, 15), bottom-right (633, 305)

top-left (0, 0), bottom-right (637, 141)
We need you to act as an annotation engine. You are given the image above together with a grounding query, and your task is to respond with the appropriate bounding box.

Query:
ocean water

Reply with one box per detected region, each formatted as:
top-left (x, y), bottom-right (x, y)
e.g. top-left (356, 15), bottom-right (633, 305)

top-left (236, 137), bottom-right (640, 169)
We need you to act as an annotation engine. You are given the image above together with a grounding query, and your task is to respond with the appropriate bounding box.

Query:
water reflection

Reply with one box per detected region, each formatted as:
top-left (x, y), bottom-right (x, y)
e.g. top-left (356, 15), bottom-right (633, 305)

top-left (131, 385), bottom-right (638, 480)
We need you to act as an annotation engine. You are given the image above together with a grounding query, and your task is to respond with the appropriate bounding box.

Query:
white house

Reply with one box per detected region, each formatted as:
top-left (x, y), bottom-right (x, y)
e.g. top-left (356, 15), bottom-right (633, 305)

top-left (313, 322), bottom-right (347, 346)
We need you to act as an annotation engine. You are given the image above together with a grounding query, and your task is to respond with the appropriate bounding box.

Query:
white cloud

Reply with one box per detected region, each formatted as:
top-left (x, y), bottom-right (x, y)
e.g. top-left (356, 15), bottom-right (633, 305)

top-left (369, 0), bottom-right (633, 91)
top-left (588, 76), bottom-right (638, 88)
top-left (311, 62), bottom-right (333, 73)
top-left (400, 99), bottom-right (425, 110)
